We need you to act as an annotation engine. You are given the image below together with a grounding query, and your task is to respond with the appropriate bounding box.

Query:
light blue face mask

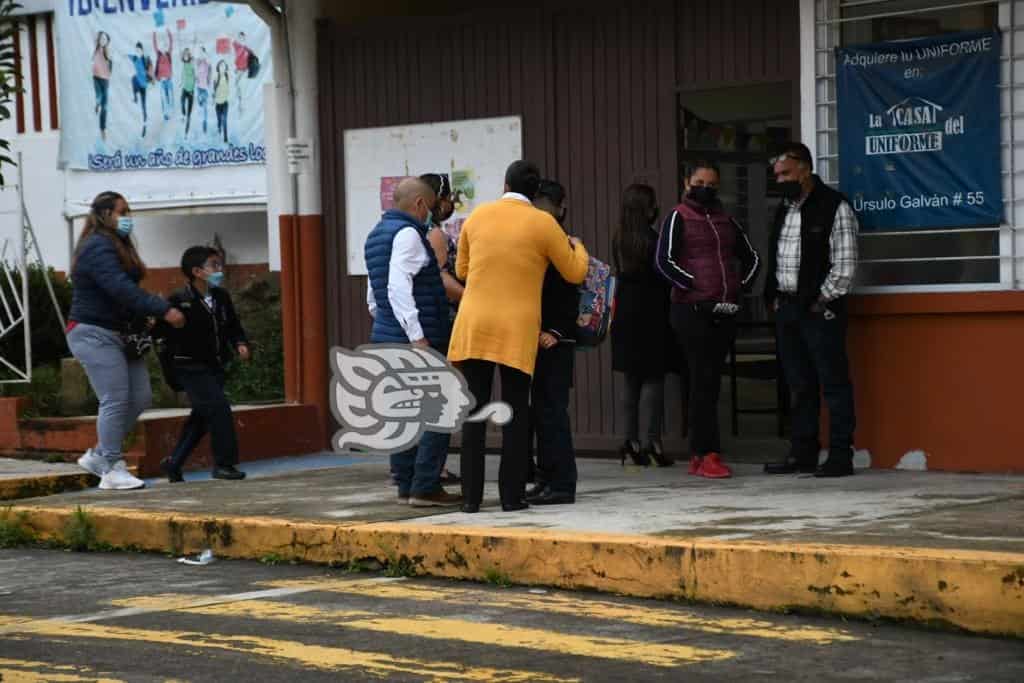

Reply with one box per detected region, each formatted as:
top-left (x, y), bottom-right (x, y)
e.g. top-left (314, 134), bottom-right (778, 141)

top-left (116, 217), bottom-right (134, 237)
top-left (206, 271), bottom-right (225, 288)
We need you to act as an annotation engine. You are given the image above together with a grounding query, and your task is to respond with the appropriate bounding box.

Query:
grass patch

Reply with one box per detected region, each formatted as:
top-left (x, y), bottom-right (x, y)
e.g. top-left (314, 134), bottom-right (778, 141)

top-left (60, 506), bottom-right (113, 552)
top-left (384, 554), bottom-right (419, 578)
top-left (0, 508), bottom-right (36, 548)
top-left (483, 567), bottom-right (513, 588)
top-left (259, 553), bottom-right (285, 566)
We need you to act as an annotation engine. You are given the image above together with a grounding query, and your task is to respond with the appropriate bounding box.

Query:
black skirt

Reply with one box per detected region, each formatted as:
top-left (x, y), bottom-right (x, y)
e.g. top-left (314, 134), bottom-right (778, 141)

top-left (611, 273), bottom-right (680, 378)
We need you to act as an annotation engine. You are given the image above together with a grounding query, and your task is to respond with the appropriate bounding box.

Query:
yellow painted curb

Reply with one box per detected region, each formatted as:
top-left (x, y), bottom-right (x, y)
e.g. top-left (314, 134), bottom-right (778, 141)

top-left (10, 505), bottom-right (1024, 638)
top-left (0, 473), bottom-right (98, 501)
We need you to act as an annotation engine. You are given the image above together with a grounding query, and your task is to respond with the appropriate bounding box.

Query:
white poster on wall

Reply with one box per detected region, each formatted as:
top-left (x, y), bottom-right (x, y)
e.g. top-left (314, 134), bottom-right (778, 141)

top-left (343, 116), bottom-right (523, 276)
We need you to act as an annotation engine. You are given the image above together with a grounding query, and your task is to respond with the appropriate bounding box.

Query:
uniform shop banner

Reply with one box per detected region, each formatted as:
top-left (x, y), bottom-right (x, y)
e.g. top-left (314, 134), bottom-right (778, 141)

top-left (836, 31), bottom-right (1002, 231)
top-left (56, 0), bottom-right (271, 172)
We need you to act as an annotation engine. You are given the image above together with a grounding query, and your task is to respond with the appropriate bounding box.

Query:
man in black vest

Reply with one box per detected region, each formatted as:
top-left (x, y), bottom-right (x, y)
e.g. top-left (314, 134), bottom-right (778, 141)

top-left (763, 143), bottom-right (859, 478)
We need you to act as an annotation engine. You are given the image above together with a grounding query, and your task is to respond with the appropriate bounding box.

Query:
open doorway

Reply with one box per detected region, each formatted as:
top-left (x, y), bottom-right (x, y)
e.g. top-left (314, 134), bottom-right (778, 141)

top-left (677, 82), bottom-right (794, 323)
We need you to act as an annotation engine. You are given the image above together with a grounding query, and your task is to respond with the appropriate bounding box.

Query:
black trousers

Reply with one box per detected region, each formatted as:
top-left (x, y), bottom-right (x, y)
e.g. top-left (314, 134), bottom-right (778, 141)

top-left (776, 297), bottom-right (856, 462)
top-left (459, 359), bottom-right (531, 507)
top-left (167, 364), bottom-right (238, 469)
top-left (529, 344), bottom-right (576, 494)
top-left (671, 304), bottom-right (736, 455)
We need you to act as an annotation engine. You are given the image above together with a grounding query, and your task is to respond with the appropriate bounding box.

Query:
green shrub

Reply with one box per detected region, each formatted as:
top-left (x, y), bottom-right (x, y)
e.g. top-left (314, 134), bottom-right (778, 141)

top-left (0, 264), bottom-right (72, 376)
top-left (224, 274), bottom-right (284, 404)
top-left (0, 363), bottom-right (61, 417)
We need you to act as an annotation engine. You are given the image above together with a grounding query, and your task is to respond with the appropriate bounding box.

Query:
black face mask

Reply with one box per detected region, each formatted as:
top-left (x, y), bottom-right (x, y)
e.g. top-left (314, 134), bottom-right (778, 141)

top-left (777, 181), bottom-right (803, 200)
top-left (687, 186), bottom-right (718, 206)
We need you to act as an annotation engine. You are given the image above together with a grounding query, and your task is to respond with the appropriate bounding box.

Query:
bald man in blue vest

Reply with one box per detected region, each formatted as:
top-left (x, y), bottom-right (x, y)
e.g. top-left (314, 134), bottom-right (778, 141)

top-left (365, 177), bottom-right (463, 507)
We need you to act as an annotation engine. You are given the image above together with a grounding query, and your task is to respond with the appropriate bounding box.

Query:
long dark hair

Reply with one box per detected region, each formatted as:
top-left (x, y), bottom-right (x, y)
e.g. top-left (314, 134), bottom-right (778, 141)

top-left (71, 191), bottom-right (147, 277)
top-left (613, 184), bottom-right (659, 276)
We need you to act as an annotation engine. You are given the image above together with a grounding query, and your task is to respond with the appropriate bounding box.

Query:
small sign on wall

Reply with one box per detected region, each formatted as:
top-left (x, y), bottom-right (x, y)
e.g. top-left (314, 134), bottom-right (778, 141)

top-left (286, 138), bottom-right (313, 175)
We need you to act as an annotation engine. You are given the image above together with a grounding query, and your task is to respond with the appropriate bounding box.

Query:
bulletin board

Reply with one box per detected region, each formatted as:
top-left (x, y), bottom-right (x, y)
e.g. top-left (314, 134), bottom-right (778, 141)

top-left (343, 116), bottom-right (523, 275)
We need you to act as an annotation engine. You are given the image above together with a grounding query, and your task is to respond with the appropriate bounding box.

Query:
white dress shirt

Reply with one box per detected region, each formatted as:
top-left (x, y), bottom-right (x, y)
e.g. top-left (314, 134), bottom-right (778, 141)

top-left (502, 191), bottom-right (532, 204)
top-left (366, 226), bottom-right (430, 342)
top-left (775, 198), bottom-right (859, 301)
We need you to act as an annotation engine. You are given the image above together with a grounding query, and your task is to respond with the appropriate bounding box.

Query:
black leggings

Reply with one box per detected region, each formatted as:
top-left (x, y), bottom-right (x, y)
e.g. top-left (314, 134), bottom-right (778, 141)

top-left (671, 303), bottom-right (736, 455)
top-left (458, 359), bottom-right (531, 507)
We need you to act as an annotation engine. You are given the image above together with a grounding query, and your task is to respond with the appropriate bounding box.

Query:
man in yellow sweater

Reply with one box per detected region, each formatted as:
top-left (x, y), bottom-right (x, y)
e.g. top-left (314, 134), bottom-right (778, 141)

top-left (449, 160), bottom-right (590, 513)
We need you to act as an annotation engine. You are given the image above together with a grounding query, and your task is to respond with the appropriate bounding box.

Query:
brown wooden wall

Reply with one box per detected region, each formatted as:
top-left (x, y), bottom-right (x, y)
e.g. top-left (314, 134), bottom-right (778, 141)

top-left (318, 0), bottom-right (799, 452)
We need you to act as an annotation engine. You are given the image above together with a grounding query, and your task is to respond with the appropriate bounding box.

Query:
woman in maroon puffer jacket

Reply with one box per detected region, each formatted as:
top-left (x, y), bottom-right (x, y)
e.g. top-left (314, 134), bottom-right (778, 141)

top-left (655, 161), bottom-right (761, 479)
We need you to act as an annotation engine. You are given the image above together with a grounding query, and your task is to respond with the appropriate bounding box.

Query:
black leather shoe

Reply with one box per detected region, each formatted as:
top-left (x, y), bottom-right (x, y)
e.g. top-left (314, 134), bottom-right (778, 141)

top-left (529, 490), bottom-right (575, 506)
top-left (460, 503), bottom-right (480, 514)
top-left (814, 458), bottom-right (855, 478)
top-left (212, 465), bottom-right (246, 480)
top-left (525, 483), bottom-right (548, 501)
top-left (501, 501), bottom-right (530, 512)
top-left (764, 459), bottom-right (817, 475)
top-left (160, 457), bottom-right (184, 483)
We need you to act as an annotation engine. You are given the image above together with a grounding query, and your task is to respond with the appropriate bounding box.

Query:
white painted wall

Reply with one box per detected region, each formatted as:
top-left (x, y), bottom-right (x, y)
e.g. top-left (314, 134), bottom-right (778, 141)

top-left (0, 4), bottom-right (272, 274)
top-left (68, 210), bottom-right (269, 270)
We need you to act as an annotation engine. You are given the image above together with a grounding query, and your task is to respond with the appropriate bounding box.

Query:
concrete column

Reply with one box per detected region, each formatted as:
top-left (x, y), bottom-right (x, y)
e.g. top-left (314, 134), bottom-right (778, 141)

top-left (260, 0), bottom-right (329, 447)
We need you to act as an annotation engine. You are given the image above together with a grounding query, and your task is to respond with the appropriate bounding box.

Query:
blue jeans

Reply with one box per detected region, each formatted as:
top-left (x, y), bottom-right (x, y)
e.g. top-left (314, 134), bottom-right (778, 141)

top-left (197, 88), bottom-right (209, 131)
top-left (390, 430), bottom-right (450, 497)
top-left (776, 297), bottom-right (857, 459)
top-left (66, 323), bottom-right (152, 466)
top-left (93, 77), bottom-right (109, 132)
top-left (160, 78), bottom-right (173, 118)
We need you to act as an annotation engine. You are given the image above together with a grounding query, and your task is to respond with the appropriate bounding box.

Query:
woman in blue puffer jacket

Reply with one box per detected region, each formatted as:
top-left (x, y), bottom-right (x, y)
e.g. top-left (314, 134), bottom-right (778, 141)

top-left (66, 191), bottom-right (185, 490)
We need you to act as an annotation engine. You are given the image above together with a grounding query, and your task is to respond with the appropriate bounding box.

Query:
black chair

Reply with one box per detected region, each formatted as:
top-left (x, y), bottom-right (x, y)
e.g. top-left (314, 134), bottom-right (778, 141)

top-left (729, 320), bottom-right (788, 437)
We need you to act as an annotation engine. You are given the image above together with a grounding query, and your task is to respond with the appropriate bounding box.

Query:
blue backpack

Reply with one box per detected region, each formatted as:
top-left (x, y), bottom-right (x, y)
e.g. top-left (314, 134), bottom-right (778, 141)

top-left (575, 256), bottom-right (617, 349)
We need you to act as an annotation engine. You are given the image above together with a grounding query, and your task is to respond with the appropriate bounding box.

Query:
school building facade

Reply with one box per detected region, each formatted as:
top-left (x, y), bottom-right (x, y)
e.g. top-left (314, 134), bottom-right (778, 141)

top-left (254, 0), bottom-right (1024, 473)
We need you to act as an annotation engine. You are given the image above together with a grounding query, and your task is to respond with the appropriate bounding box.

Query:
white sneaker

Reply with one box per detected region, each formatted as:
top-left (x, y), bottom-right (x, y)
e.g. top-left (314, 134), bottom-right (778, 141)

top-left (77, 449), bottom-right (111, 477)
top-left (98, 461), bottom-right (146, 490)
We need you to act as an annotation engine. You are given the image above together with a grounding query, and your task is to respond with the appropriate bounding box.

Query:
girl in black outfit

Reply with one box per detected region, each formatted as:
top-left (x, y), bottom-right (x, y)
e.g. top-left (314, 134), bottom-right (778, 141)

top-left (611, 184), bottom-right (676, 467)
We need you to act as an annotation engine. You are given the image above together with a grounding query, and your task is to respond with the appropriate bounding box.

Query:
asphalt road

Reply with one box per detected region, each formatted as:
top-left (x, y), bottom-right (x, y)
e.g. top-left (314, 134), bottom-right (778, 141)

top-left (0, 549), bottom-right (1021, 682)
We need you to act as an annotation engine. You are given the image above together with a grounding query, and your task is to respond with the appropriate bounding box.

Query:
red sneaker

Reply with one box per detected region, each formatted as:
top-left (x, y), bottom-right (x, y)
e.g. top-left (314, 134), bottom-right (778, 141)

top-left (688, 456), bottom-right (703, 476)
top-left (699, 453), bottom-right (732, 479)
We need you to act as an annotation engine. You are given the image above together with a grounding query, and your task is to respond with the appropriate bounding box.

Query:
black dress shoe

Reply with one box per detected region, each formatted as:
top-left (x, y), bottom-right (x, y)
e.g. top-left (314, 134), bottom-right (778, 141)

top-left (501, 501), bottom-right (530, 512)
top-left (212, 465), bottom-right (246, 480)
top-left (460, 503), bottom-right (480, 513)
top-left (160, 457), bottom-right (184, 483)
top-left (529, 490), bottom-right (575, 506)
top-left (525, 483), bottom-right (548, 500)
top-left (764, 460), bottom-right (817, 475)
top-left (814, 458), bottom-right (855, 478)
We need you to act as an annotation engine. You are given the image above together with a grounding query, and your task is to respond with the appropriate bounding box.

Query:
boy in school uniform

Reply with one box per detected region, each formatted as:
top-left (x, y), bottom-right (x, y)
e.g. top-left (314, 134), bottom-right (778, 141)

top-left (526, 179), bottom-right (581, 505)
top-left (157, 246), bottom-right (250, 483)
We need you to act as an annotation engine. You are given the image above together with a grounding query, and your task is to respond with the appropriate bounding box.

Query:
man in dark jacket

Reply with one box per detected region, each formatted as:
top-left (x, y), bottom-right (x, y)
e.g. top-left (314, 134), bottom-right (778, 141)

top-left (764, 142), bottom-right (859, 478)
top-left (526, 179), bottom-right (580, 505)
top-left (156, 246), bottom-right (249, 482)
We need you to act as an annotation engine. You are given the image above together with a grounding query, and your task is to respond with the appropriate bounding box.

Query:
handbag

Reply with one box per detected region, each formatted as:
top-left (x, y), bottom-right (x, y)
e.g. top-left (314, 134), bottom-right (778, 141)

top-left (121, 317), bottom-right (154, 361)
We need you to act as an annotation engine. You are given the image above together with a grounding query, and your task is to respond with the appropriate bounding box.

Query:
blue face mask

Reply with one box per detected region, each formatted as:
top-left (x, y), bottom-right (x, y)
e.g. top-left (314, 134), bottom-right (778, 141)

top-left (116, 217), bottom-right (134, 237)
top-left (206, 271), bottom-right (225, 288)
top-left (423, 212), bottom-right (433, 229)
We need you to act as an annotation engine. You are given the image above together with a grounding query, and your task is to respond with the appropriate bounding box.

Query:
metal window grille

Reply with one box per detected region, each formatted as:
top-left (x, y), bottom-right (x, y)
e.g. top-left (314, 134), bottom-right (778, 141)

top-left (814, 0), bottom-right (1023, 292)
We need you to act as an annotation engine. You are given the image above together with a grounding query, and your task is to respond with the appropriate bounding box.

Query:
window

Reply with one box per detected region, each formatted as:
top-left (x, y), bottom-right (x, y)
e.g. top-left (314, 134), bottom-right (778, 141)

top-left (813, 0), bottom-right (1021, 291)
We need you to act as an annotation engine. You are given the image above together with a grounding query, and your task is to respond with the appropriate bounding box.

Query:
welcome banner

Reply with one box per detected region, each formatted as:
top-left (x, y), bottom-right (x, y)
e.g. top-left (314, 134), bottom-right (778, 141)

top-left (56, 0), bottom-right (271, 172)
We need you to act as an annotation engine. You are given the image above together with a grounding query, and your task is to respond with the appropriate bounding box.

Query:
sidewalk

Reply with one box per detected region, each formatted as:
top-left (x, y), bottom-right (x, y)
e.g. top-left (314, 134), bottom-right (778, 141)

top-left (0, 458), bottom-right (98, 501)
top-left (8, 454), bottom-right (1024, 637)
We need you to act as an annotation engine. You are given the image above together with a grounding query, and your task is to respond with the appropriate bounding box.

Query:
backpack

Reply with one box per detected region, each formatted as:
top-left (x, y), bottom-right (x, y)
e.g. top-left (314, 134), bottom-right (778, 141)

top-left (247, 51), bottom-right (260, 78)
top-left (144, 55), bottom-right (154, 83)
top-left (575, 256), bottom-right (617, 349)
